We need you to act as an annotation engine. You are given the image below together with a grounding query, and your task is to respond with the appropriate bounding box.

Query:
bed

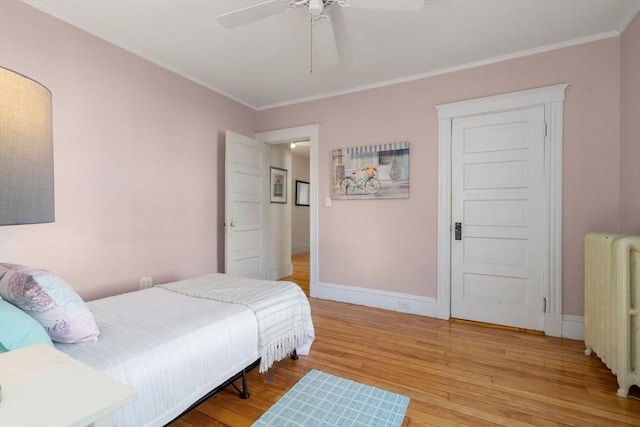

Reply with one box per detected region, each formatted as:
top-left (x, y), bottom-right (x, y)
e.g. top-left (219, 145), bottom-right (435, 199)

top-left (53, 273), bottom-right (315, 427)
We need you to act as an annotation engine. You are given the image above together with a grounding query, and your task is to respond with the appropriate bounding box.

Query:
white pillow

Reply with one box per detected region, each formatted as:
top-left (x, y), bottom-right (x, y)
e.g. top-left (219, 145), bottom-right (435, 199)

top-left (0, 264), bottom-right (99, 343)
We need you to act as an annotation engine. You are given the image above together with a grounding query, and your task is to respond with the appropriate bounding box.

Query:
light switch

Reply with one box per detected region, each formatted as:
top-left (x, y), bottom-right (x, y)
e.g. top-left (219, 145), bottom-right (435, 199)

top-left (325, 197), bottom-right (332, 207)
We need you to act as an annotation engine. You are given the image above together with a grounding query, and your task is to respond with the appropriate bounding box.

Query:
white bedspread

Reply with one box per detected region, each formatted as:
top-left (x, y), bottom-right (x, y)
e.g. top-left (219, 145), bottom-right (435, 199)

top-left (159, 273), bottom-right (315, 372)
top-left (55, 287), bottom-right (259, 427)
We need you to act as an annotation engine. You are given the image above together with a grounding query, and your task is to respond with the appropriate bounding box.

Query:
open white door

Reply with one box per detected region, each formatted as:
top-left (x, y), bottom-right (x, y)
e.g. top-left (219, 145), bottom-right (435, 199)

top-left (225, 131), bottom-right (268, 278)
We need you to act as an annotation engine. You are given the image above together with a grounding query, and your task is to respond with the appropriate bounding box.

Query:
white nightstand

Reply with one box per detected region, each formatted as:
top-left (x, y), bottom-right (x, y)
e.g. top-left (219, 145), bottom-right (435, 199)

top-left (0, 343), bottom-right (136, 427)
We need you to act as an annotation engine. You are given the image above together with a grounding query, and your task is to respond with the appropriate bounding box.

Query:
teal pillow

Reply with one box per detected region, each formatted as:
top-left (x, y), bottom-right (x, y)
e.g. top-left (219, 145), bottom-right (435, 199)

top-left (0, 299), bottom-right (54, 352)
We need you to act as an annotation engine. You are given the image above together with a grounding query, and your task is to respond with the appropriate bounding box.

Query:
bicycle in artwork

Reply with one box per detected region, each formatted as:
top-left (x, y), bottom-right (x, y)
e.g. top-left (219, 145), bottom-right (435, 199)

top-left (339, 165), bottom-right (381, 195)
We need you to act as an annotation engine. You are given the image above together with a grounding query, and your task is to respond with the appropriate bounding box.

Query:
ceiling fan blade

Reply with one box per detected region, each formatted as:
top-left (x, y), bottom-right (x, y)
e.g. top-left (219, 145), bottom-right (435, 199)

top-left (312, 16), bottom-right (339, 69)
top-left (217, 0), bottom-right (290, 29)
top-left (345, 0), bottom-right (425, 11)
top-left (329, 8), bottom-right (352, 63)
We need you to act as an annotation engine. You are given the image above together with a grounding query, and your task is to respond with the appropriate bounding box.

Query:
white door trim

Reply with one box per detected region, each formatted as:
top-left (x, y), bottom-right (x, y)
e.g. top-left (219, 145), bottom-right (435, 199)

top-left (435, 84), bottom-right (568, 337)
top-left (255, 125), bottom-right (319, 291)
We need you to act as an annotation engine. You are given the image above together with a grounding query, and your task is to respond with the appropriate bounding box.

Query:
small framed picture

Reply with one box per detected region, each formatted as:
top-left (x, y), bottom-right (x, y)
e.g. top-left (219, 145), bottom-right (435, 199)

top-left (295, 180), bottom-right (310, 206)
top-left (270, 167), bottom-right (287, 203)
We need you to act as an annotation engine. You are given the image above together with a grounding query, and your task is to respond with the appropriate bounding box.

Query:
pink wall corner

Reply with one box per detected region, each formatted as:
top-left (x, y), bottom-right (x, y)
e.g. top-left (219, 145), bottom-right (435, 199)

top-left (0, 0), bottom-right (255, 300)
top-left (621, 12), bottom-right (640, 234)
top-left (256, 37), bottom-right (622, 317)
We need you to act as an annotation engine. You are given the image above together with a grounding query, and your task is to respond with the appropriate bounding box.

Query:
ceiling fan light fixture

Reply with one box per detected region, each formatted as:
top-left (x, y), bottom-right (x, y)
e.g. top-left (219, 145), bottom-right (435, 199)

top-left (308, 0), bottom-right (324, 15)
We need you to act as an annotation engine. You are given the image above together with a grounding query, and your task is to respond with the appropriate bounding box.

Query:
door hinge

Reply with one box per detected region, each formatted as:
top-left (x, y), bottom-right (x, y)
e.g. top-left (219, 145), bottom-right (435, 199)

top-left (543, 297), bottom-right (547, 313)
top-left (544, 122), bottom-right (548, 138)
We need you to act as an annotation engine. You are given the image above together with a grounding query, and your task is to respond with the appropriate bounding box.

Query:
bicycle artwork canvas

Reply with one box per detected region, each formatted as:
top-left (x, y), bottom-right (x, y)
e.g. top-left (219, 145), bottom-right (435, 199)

top-left (331, 142), bottom-right (410, 200)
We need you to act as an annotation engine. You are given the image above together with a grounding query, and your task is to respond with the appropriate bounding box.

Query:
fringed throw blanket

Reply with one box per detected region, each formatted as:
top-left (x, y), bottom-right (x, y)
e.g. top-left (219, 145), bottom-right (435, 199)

top-left (159, 273), bottom-right (314, 372)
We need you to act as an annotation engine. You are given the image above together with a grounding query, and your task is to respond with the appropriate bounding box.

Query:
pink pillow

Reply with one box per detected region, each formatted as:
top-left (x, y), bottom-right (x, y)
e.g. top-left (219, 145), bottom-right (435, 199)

top-left (0, 264), bottom-right (99, 343)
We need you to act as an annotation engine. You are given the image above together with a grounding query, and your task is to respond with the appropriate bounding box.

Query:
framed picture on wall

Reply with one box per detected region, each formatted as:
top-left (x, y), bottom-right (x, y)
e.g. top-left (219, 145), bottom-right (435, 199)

top-left (330, 142), bottom-right (410, 200)
top-left (270, 167), bottom-right (287, 203)
top-left (295, 180), bottom-right (310, 206)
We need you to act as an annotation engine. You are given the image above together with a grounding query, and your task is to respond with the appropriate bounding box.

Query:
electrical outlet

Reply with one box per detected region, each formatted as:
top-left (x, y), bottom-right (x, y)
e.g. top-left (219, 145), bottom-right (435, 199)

top-left (398, 301), bottom-right (410, 311)
top-left (139, 276), bottom-right (153, 290)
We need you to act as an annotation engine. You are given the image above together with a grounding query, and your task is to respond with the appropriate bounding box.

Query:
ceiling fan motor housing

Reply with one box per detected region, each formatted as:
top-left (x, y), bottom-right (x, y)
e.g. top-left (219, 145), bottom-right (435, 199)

top-left (308, 0), bottom-right (324, 15)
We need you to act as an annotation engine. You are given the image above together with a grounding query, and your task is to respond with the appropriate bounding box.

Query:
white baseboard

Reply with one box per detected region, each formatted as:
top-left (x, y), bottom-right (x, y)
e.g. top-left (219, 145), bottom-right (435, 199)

top-left (562, 315), bottom-right (584, 340)
top-left (292, 246), bottom-right (310, 255)
top-left (311, 281), bottom-right (585, 341)
top-left (311, 281), bottom-right (437, 317)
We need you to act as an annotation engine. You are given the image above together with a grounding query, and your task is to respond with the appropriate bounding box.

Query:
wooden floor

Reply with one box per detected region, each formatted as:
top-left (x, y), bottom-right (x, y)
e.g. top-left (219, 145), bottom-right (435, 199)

top-left (281, 252), bottom-right (310, 296)
top-left (170, 254), bottom-right (640, 426)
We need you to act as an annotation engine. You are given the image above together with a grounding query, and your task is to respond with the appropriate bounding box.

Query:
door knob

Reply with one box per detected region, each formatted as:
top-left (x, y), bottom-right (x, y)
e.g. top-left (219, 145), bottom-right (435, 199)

top-left (454, 222), bottom-right (462, 240)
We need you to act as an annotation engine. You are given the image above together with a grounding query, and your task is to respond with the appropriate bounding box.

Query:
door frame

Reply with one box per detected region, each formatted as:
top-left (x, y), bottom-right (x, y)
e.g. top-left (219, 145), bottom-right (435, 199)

top-left (255, 124), bottom-right (319, 291)
top-left (435, 84), bottom-right (568, 337)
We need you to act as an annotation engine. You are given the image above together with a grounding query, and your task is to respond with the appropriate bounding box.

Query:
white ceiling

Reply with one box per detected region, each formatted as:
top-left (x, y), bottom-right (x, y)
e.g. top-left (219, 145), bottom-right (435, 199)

top-left (22, 0), bottom-right (640, 110)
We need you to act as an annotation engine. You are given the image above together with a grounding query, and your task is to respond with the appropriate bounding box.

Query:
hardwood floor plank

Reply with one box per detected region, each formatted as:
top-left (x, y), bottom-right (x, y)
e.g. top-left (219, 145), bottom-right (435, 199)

top-left (168, 255), bottom-right (640, 426)
top-left (280, 252), bottom-right (309, 295)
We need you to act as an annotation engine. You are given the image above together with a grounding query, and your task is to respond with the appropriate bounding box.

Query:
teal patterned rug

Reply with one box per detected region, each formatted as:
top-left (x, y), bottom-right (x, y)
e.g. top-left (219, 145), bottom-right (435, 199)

top-left (252, 370), bottom-right (410, 427)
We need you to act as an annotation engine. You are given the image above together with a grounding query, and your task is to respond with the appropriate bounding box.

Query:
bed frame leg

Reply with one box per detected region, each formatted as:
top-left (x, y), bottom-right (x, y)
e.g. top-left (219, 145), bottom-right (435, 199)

top-left (290, 349), bottom-right (299, 360)
top-left (229, 369), bottom-right (250, 399)
top-left (240, 369), bottom-right (250, 399)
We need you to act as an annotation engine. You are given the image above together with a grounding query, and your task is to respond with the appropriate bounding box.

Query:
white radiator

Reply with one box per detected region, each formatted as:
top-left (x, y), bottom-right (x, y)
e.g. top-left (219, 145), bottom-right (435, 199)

top-left (584, 233), bottom-right (640, 397)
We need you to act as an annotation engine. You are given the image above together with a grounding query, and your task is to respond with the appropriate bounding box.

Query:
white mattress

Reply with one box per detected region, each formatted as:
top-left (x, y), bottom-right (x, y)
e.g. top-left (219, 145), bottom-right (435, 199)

top-left (55, 287), bottom-right (259, 427)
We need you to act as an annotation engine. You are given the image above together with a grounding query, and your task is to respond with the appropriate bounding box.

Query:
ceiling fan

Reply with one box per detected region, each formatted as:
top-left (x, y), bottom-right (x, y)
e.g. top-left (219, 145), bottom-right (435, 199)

top-left (217, 0), bottom-right (425, 69)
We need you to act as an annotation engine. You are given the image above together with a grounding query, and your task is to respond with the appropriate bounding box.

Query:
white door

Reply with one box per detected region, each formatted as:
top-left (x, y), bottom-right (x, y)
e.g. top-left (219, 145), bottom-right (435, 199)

top-left (451, 106), bottom-right (545, 330)
top-left (225, 130), bottom-right (268, 278)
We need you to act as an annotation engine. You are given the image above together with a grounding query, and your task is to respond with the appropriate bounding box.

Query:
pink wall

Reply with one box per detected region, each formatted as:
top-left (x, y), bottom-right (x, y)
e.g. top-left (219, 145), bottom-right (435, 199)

top-left (621, 12), bottom-right (640, 233)
top-left (0, 0), bottom-right (255, 300)
top-left (256, 37), bottom-right (623, 316)
top-left (1, 0), bottom-right (634, 318)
